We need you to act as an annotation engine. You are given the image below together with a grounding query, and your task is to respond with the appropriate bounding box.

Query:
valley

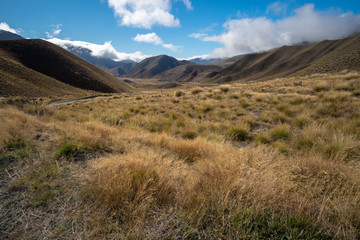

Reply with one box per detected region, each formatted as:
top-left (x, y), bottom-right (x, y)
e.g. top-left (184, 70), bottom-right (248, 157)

top-left (0, 31), bottom-right (360, 239)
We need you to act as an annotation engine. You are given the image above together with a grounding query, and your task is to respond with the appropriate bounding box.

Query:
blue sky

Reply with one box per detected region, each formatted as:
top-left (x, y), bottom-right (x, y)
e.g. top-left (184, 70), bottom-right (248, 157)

top-left (1, 0), bottom-right (360, 61)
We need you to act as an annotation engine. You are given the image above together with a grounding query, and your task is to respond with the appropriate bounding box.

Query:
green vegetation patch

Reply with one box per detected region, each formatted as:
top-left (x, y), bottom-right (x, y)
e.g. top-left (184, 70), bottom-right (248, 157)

top-left (55, 142), bottom-right (97, 161)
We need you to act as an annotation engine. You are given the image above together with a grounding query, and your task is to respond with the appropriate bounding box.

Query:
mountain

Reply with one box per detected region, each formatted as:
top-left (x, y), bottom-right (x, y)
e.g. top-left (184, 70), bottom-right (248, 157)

top-left (0, 39), bottom-right (133, 97)
top-left (189, 57), bottom-right (223, 65)
top-left (157, 64), bottom-right (221, 82)
top-left (124, 55), bottom-right (190, 78)
top-left (206, 34), bottom-right (360, 83)
top-left (64, 45), bottom-right (136, 76)
top-left (0, 30), bottom-right (24, 40)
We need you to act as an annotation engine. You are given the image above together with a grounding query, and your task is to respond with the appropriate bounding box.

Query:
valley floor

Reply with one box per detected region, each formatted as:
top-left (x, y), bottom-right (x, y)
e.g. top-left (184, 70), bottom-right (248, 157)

top-left (1, 71), bottom-right (360, 239)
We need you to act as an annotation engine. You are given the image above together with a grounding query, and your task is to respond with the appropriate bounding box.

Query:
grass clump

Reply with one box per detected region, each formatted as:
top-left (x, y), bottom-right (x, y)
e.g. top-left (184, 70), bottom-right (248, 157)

top-left (313, 81), bottom-right (330, 92)
top-left (270, 124), bottom-right (292, 141)
top-left (174, 90), bottom-right (185, 97)
top-left (219, 86), bottom-right (229, 93)
top-left (181, 130), bottom-right (197, 139)
top-left (54, 142), bottom-right (94, 160)
top-left (86, 153), bottom-right (175, 221)
top-left (191, 89), bottom-right (202, 95)
top-left (227, 126), bottom-right (250, 141)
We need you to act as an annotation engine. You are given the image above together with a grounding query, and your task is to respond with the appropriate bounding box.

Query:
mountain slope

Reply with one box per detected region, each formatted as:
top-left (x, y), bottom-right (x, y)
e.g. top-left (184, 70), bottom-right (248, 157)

top-left (206, 34), bottom-right (360, 83)
top-left (0, 30), bottom-right (24, 40)
top-left (157, 64), bottom-right (221, 82)
top-left (0, 39), bottom-right (133, 97)
top-left (124, 55), bottom-right (190, 78)
top-left (0, 50), bottom-right (87, 97)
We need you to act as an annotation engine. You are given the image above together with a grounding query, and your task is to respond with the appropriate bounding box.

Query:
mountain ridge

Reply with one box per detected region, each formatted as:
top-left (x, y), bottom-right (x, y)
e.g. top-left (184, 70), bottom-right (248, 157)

top-left (0, 39), bottom-right (133, 97)
top-left (124, 55), bottom-right (191, 78)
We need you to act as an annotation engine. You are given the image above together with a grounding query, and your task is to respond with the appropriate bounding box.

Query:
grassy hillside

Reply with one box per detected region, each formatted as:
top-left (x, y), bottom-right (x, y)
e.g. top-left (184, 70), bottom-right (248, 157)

top-left (206, 34), bottom-right (360, 83)
top-left (0, 71), bottom-right (359, 239)
top-left (0, 49), bottom-right (88, 97)
top-left (0, 39), bottom-right (133, 97)
top-left (157, 64), bottom-right (221, 82)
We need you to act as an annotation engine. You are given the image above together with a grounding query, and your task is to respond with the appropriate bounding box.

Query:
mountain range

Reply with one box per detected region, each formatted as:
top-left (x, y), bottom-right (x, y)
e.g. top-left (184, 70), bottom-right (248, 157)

top-left (63, 45), bottom-right (137, 76)
top-left (0, 29), bottom-right (359, 97)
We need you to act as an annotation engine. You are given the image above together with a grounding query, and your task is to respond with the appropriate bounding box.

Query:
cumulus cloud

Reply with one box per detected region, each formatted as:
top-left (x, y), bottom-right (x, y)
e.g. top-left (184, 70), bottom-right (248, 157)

top-left (191, 4), bottom-right (360, 58)
top-left (46, 38), bottom-right (149, 62)
top-left (133, 32), bottom-right (163, 45)
top-left (107, 0), bottom-right (192, 28)
top-left (46, 24), bottom-right (62, 38)
top-left (0, 22), bottom-right (18, 34)
top-left (133, 32), bottom-right (181, 52)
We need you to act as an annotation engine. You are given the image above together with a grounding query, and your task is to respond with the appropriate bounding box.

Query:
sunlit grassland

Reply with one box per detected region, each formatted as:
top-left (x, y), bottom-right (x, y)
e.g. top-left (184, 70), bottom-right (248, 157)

top-left (1, 71), bottom-right (360, 239)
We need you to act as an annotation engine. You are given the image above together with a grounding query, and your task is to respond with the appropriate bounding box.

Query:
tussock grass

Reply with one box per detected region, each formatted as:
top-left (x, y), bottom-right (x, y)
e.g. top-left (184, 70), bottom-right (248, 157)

top-left (1, 72), bottom-right (360, 239)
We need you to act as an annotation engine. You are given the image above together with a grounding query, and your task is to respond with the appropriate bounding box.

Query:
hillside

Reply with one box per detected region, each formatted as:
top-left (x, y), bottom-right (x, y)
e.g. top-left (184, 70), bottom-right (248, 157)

top-left (206, 34), bottom-right (360, 83)
top-left (0, 39), bottom-right (133, 97)
top-left (124, 55), bottom-right (190, 78)
top-left (157, 64), bottom-right (221, 82)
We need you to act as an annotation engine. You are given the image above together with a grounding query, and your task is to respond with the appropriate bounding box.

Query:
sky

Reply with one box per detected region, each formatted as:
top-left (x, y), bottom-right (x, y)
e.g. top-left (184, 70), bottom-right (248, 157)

top-left (1, 0), bottom-right (360, 62)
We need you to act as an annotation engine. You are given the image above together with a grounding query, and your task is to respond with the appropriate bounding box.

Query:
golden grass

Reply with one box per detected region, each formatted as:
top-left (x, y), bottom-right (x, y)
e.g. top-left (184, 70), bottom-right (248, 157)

top-left (1, 72), bottom-right (359, 239)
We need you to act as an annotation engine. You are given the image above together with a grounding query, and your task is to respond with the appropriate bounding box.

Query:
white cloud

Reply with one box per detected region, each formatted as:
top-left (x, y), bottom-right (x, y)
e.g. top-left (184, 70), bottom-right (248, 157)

top-left (189, 33), bottom-right (208, 39)
top-left (266, 2), bottom-right (287, 15)
top-left (46, 24), bottom-right (62, 38)
top-left (191, 4), bottom-right (360, 58)
top-left (133, 32), bottom-right (163, 45)
top-left (133, 32), bottom-right (181, 52)
top-left (182, 0), bottom-right (193, 10)
top-left (107, 0), bottom-right (192, 28)
top-left (0, 22), bottom-right (18, 34)
top-left (46, 38), bottom-right (149, 62)
top-left (181, 54), bottom-right (211, 61)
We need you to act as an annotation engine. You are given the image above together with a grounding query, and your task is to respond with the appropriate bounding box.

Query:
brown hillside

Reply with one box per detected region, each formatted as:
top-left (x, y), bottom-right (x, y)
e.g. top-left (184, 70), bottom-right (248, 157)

top-left (206, 34), bottom-right (360, 83)
top-left (0, 50), bottom-right (87, 97)
top-left (157, 64), bottom-right (221, 82)
top-left (0, 39), bottom-right (133, 97)
top-left (293, 35), bottom-right (360, 76)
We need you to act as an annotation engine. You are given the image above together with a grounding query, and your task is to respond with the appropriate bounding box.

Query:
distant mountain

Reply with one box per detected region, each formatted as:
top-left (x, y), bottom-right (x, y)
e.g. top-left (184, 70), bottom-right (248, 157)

top-left (189, 57), bottom-right (223, 65)
top-left (0, 30), bottom-right (24, 40)
top-left (0, 39), bottom-right (133, 97)
top-left (206, 34), bottom-right (360, 83)
top-left (124, 55), bottom-right (191, 78)
top-left (64, 45), bottom-right (136, 76)
top-left (157, 64), bottom-right (221, 82)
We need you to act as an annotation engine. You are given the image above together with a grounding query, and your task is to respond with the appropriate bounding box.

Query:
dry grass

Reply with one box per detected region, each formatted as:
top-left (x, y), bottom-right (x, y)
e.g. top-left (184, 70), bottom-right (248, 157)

top-left (1, 72), bottom-right (360, 239)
